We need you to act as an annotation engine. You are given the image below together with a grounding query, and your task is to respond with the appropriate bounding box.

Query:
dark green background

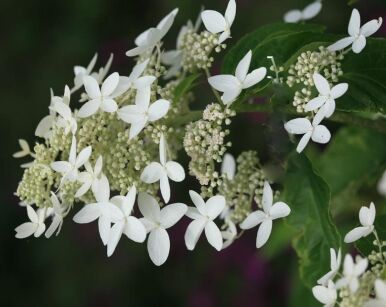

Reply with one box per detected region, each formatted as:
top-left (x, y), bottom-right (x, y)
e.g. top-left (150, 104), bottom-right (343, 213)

top-left (1, 0), bottom-right (385, 306)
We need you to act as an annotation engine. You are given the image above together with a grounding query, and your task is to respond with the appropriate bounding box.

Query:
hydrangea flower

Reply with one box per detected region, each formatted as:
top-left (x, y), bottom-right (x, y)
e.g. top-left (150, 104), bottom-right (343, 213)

top-left (208, 50), bottom-right (267, 105)
top-left (336, 254), bottom-right (368, 293)
top-left (15, 205), bottom-right (46, 239)
top-left (51, 136), bottom-right (92, 185)
top-left (75, 155), bottom-right (104, 198)
top-left (73, 175), bottom-right (123, 245)
top-left (78, 72), bottom-right (131, 118)
top-left (138, 192), bottom-right (187, 266)
top-left (365, 279), bottom-right (386, 307)
top-left (13, 139), bottom-right (33, 158)
top-left (312, 280), bottom-right (337, 307)
top-left (304, 73), bottom-right (348, 121)
top-left (221, 219), bottom-right (237, 249)
top-left (318, 248), bottom-right (342, 286)
top-left (328, 9), bottom-right (383, 54)
top-left (106, 185), bottom-right (146, 257)
top-left (45, 192), bottom-right (67, 238)
top-left (126, 8), bottom-right (179, 57)
top-left (240, 181), bottom-right (290, 248)
top-left (284, 116), bottom-right (331, 153)
top-left (72, 53), bottom-right (98, 92)
top-left (185, 191), bottom-right (225, 251)
top-left (201, 0), bottom-right (236, 44)
top-left (117, 86), bottom-right (170, 139)
top-left (284, 1), bottom-right (322, 23)
top-left (344, 202), bottom-right (376, 243)
top-left (140, 134), bottom-right (185, 203)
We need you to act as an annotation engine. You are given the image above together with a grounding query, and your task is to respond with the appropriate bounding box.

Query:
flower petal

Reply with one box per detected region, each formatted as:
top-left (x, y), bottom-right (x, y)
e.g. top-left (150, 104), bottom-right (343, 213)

top-left (148, 99), bottom-right (170, 122)
top-left (75, 146), bottom-right (92, 168)
top-left (147, 228), bottom-right (170, 266)
top-left (100, 99), bottom-right (118, 113)
top-left (256, 219), bottom-right (272, 248)
top-left (313, 73), bottom-right (330, 96)
top-left (352, 35), bottom-right (366, 54)
top-left (165, 161), bottom-right (185, 182)
top-left (138, 192), bottom-right (161, 222)
top-left (242, 67), bottom-right (267, 89)
top-left (361, 18), bottom-right (383, 37)
top-left (51, 161), bottom-right (72, 174)
top-left (205, 220), bottom-right (223, 251)
top-left (235, 50), bottom-right (251, 82)
top-left (262, 181), bottom-right (273, 213)
top-left (184, 218), bottom-right (206, 250)
top-left (269, 202), bottom-right (291, 219)
top-left (189, 190), bottom-right (206, 216)
top-left (205, 195), bottom-right (226, 220)
top-left (101, 72), bottom-right (119, 96)
top-left (77, 99), bottom-right (101, 118)
top-left (348, 9), bottom-right (361, 36)
top-left (73, 204), bottom-right (100, 224)
top-left (140, 162), bottom-right (163, 183)
top-left (331, 83), bottom-right (348, 99)
top-left (344, 226), bottom-right (369, 243)
top-left (107, 221), bottom-right (124, 257)
top-left (304, 96), bottom-right (327, 112)
top-left (123, 216), bottom-right (147, 243)
top-left (312, 125), bottom-right (331, 144)
top-left (328, 36), bottom-right (355, 52)
top-left (15, 222), bottom-right (37, 239)
top-left (240, 210), bottom-right (266, 229)
top-left (225, 0), bottom-right (236, 26)
top-left (284, 10), bottom-right (302, 23)
top-left (160, 173), bottom-right (171, 203)
top-left (160, 203), bottom-right (187, 229)
top-left (83, 76), bottom-right (101, 99)
top-left (201, 10), bottom-right (227, 34)
top-left (208, 75), bottom-right (239, 92)
top-left (302, 1), bottom-right (322, 20)
top-left (284, 118), bottom-right (312, 134)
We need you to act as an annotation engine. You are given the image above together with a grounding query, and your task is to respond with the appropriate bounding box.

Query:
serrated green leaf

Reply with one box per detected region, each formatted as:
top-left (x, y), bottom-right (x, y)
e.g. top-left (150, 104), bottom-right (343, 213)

top-left (283, 153), bottom-right (341, 288)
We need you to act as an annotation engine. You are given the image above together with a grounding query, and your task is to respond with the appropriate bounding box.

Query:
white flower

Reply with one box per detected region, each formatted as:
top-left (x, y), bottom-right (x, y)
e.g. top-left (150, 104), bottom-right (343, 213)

top-left (284, 1), bottom-right (322, 23)
top-left (125, 59), bottom-right (155, 90)
top-left (140, 134), bottom-right (185, 203)
top-left (284, 116), bottom-right (331, 153)
top-left (328, 9), bottom-right (383, 54)
top-left (49, 86), bottom-right (78, 135)
top-left (13, 139), bottom-right (34, 158)
top-left (312, 280), bottom-right (337, 307)
top-left (72, 53), bottom-right (98, 92)
top-left (318, 248), bottom-right (342, 286)
top-left (15, 205), bottom-right (46, 239)
top-left (117, 87), bottom-right (170, 139)
top-left (201, 0), bottom-right (236, 44)
top-left (336, 254), bottom-right (368, 293)
top-left (75, 155), bottom-right (104, 198)
top-left (364, 279), bottom-right (386, 307)
top-left (304, 73), bottom-right (348, 120)
top-left (78, 72), bottom-right (131, 118)
top-left (126, 8), bottom-right (179, 57)
top-left (91, 53), bottom-right (114, 84)
top-left (208, 50), bottom-right (267, 105)
top-left (73, 175), bottom-right (123, 246)
top-left (221, 219), bottom-right (237, 249)
top-left (377, 170), bottom-right (386, 198)
top-left (344, 202), bottom-right (376, 243)
top-left (221, 153), bottom-right (236, 180)
top-left (184, 191), bottom-right (225, 251)
top-left (138, 192), bottom-right (187, 266)
top-left (51, 136), bottom-right (92, 185)
top-left (45, 192), bottom-right (67, 238)
top-left (240, 181), bottom-right (290, 248)
top-left (106, 185), bottom-right (146, 257)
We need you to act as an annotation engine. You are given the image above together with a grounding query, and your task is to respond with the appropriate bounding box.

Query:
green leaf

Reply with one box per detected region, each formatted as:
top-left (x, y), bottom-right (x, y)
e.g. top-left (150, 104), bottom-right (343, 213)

top-left (173, 73), bottom-right (200, 102)
top-left (283, 153), bottom-right (341, 288)
top-left (316, 127), bottom-right (386, 197)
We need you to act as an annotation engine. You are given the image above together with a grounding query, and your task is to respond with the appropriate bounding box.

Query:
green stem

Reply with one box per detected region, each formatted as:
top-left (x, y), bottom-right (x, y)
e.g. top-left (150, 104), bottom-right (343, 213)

top-left (204, 68), bottom-right (223, 104)
top-left (373, 230), bottom-right (385, 265)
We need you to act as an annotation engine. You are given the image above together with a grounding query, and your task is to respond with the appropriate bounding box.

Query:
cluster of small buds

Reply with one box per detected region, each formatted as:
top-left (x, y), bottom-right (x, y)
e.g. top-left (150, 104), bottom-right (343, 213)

top-left (183, 103), bottom-right (234, 190)
top-left (140, 51), bottom-right (167, 79)
top-left (286, 46), bottom-right (344, 113)
top-left (180, 30), bottom-right (225, 72)
top-left (218, 151), bottom-right (267, 223)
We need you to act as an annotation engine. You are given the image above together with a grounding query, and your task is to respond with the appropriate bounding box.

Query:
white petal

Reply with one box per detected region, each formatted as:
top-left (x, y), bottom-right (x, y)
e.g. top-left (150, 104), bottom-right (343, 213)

top-left (148, 99), bottom-right (170, 122)
top-left (165, 161), bottom-right (185, 182)
top-left (138, 192), bottom-right (161, 222)
top-left (160, 203), bottom-right (187, 229)
top-left (189, 190), bottom-right (206, 215)
top-left (235, 50), bottom-right (251, 82)
top-left (45, 216), bottom-right (62, 238)
top-left (157, 8), bottom-right (178, 39)
top-left (51, 100), bottom-right (71, 120)
top-left (269, 202), bottom-right (291, 219)
top-left (140, 162), bottom-right (163, 183)
top-left (354, 258), bottom-right (368, 276)
top-left (313, 73), bottom-right (331, 96)
top-left (122, 185), bottom-right (137, 216)
top-left (73, 204), bottom-right (100, 223)
top-left (185, 207), bottom-right (203, 220)
top-left (133, 76), bottom-right (156, 90)
top-left (160, 173), bottom-right (171, 203)
top-left (284, 10), bottom-right (302, 23)
top-left (75, 146), bottom-right (92, 168)
top-left (35, 115), bottom-right (55, 138)
top-left (304, 96), bottom-right (327, 112)
top-left (297, 132), bottom-right (312, 153)
top-left (221, 88), bottom-right (242, 105)
top-left (225, 0), bottom-right (236, 26)
top-left (240, 210), bottom-right (266, 229)
top-left (129, 59), bottom-right (149, 81)
top-left (242, 67), bottom-right (267, 89)
top-left (205, 195), bottom-right (226, 220)
top-left (312, 125), bottom-right (331, 144)
top-left (50, 161), bottom-right (72, 174)
top-left (101, 72), bottom-right (119, 96)
top-left (129, 119), bottom-right (147, 139)
top-left (98, 214), bottom-right (111, 245)
top-left (262, 181), bottom-right (273, 213)
top-left (256, 219), bottom-right (272, 248)
top-left (348, 9), bottom-right (361, 36)
top-left (159, 134), bottom-right (167, 165)
top-left (126, 45), bottom-right (149, 57)
top-left (83, 76), bottom-right (101, 99)
top-left (15, 222), bottom-right (37, 239)
top-left (123, 216), bottom-right (146, 243)
top-left (344, 226), bottom-right (369, 243)
top-left (184, 218), bottom-right (206, 250)
top-left (110, 76), bottom-right (131, 98)
top-left (201, 10), bottom-right (227, 33)
top-left (77, 99), bottom-right (101, 118)
top-left (147, 228), bottom-right (170, 266)
top-left (107, 221), bottom-right (124, 257)
top-left (328, 36), bottom-right (355, 52)
top-left (27, 205), bottom-right (38, 223)
top-left (312, 285), bottom-right (336, 305)
top-left (100, 99), bottom-right (118, 113)
top-left (352, 35), bottom-right (366, 54)
top-left (284, 118), bottom-right (312, 134)
top-left (208, 75), bottom-right (239, 92)
top-left (221, 153), bottom-right (236, 180)
top-left (375, 280), bottom-right (386, 300)
top-left (302, 1), bottom-right (322, 20)
top-left (361, 18), bottom-right (383, 37)
top-left (94, 175), bottom-right (110, 203)
top-left (218, 30), bottom-right (231, 44)
top-left (331, 83), bottom-right (348, 99)
top-left (205, 220), bottom-right (223, 251)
